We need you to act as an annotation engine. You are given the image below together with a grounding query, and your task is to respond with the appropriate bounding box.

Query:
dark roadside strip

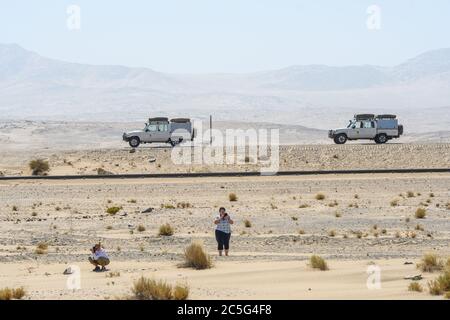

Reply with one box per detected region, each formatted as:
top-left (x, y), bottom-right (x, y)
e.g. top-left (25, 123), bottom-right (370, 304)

top-left (0, 168), bottom-right (449, 180)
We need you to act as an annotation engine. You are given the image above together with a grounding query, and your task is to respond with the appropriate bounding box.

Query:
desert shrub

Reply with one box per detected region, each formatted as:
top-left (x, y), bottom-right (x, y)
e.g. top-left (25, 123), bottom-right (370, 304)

top-left (315, 193), bottom-right (325, 200)
top-left (0, 287), bottom-right (26, 300)
top-left (182, 241), bottom-right (212, 270)
top-left (228, 193), bottom-right (238, 202)
top-left (407, 191), bottom-right (415, 198)
top-left (106, 225), bottom-right (113, 230)
top-left (161, 203), bottom-right (176, 209)
top-left (298, 229), bottom-right (305, 235)
top-left (408, 282), bottom-right (423, 292)
top-left (328, 230), bottom-right (336, 237)
top-left (335, 212), bottom-right (342, 218)
top-left (29, 159), bottom-right (49, 176)
top-left (244, 219), bottom-right (252, 228)
top-left (158, 223), bottom-right (174, 236)
top-left (137, 224), bottom-right (146, 232)
top-left (390, 199), bottom-right (399, 207)
top-left (132, 277), bottom-right (173, 300)
top-left (299, 204), bottom-right (310, 209)
top-left (35, 242), bottom-right (48, 254)
top-left (309, 255), bottom-right (329, 271)
top-left (106, 206), bottom-right (122, 215)
top-left (417, 253), bottom-right (443, 272)
top-left (173, 284), bottom-right (190, 300)
top-left (415, 208), bottom-right (427, 219)
top-left (428, 269), bottom-right (450, 295)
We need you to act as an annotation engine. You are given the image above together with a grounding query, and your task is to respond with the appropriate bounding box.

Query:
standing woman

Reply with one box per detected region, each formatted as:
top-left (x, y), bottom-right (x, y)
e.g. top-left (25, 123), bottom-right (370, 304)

top-left (214, 207), bottom-right (234, 256)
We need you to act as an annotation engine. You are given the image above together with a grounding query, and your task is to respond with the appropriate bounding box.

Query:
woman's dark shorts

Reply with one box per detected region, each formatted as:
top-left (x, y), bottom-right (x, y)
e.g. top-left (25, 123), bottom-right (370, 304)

top-left (215, 229), bottom-right (231, 250)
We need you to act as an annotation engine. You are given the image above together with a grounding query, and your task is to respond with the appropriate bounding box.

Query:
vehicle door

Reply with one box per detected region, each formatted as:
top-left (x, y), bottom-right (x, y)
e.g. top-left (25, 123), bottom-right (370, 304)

top-left (142, 123), bottom-right (158, 142)
top-left (347, 121), bottom-right (362, 139)
top-left (358, 120), bottom-right (377, 139)
top-left (152, 123), bottom-right (170, 142)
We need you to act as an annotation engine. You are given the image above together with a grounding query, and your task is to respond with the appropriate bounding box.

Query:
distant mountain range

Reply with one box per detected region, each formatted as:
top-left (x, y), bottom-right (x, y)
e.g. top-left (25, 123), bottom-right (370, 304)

top-left (0, 43), bottom-right (449, 132)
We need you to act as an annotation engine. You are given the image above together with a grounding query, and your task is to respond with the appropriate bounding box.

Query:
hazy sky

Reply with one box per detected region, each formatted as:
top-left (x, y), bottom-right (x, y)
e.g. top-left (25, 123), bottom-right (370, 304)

top-left (1, 0), bottom-right (450, 73)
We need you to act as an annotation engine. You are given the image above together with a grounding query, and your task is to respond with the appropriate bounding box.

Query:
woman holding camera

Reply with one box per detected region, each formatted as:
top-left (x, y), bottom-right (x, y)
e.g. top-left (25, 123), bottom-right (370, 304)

top-left (214, 207), bottom-right (234, 256)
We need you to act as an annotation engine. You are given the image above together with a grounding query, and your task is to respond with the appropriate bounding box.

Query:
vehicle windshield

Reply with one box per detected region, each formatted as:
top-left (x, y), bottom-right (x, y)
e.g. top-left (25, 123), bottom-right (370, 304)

top-left (347, 120), bottom-right (355, 128)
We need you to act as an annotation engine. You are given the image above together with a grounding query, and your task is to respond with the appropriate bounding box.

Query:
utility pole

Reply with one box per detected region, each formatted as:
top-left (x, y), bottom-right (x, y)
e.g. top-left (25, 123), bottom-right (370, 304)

top-left (210, 115), bottom-right (212, 145)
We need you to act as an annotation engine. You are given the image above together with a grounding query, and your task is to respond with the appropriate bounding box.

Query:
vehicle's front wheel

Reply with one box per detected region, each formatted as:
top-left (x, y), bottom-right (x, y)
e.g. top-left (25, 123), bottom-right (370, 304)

top-left (129, 137), bottom-right (140, 148)
top-left (334, 134), bottom-right (347, 144)
top-left (375, 134), bottom-right (387, 144)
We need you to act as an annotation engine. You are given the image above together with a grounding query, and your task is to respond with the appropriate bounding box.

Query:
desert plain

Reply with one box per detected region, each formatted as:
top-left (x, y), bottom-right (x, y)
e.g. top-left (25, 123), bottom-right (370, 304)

top-left (1, 166), bottom-right (449, 299)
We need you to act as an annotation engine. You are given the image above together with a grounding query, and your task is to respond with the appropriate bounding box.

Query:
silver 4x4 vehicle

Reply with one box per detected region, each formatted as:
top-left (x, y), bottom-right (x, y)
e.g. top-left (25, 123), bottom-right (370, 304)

top-left (123, 117), bottom-right (195, 148)
top-left (328, 114), bottom-right (403, 144)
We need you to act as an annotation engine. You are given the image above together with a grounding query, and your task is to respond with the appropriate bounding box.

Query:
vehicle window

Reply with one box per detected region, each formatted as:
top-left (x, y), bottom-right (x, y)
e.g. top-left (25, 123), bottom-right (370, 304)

top-left (351, 121), bottom-right (361, 129)
top-left (147, 124), bottom-right (157, 132)
top-left (158, 124), bottom-right (168, 131)
top-left (363, 121), bottom-right (373, 128)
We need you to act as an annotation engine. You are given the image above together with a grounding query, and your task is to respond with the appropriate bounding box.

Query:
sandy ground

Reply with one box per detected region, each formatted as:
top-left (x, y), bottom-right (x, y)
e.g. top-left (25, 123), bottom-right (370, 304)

top-left (1, 143), bottom-right (449, 176)
top-left (0, 173), bottom-right (449, 299)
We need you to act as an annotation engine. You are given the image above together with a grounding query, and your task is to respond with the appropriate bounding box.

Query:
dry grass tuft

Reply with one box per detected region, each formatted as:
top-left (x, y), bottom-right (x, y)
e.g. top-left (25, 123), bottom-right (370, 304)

top-left (415, 208), bottom-right (427, 219)
top-left (158, 223), bottom-right (174, 236)
top-left (228, 193), bottom-right (238, 202)
top-left (131, 277), bottom-right (189, 300)
top-left (29, 159), bottom-right (49, 176)
top-left (315, 193), bottom-right (325, 200)
top-left (244, 219), bottom-right (252, 228)
top-left (408, 282), bottom-right (423, 292)
top-left (106, 206), bottom-right (122, 215)
top-left (0, 287), bottom-right (26, 300)
top-left (182, 241), bottom-right (212, 270)
top-left (309, 255), bottom-right (329, 271)
top-left (137, 224), bottom-right (146, 232)
top-left (428, 269), bottom-right (450, 295)
top-left (417, 253), bottom-right (443, 272)
top-left (35, 242), bottom-right (48, 254)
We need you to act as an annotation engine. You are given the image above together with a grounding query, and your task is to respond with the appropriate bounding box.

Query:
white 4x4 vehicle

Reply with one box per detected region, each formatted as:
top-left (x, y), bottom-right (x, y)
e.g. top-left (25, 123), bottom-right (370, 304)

top-left (328, 114), bottom-right (403, 144)
top-left (123, 117), bottom-right (195, 148)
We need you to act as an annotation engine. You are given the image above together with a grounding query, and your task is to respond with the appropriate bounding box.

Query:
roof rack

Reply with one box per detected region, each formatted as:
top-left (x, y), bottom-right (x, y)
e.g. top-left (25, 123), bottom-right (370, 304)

top-left (354, 114), bottom-right (375, 121)
top-left (376, 114), bottom-right (397, 119)
top-left (148, 117), bottom-right (169, 122)
top-left (170, 118), bottom-right (190, 123)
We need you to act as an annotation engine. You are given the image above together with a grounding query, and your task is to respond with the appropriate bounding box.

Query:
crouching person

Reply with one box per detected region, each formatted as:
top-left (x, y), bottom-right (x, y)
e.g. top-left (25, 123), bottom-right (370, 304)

top-left (89, 243), bottom-right (110, 272)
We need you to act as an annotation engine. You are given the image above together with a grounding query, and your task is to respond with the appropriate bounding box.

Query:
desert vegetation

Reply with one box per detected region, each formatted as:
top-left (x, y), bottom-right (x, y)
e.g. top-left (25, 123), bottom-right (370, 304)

top-left (182, 241), bottom-right (212, 270)
top-left (158, 223), bottom-right (174, 236)
top-left (29, 159), bottom-right (49, 176)
top-left (309, 255), bottom-right (329, 271)
top-left (131, 277), bottom-right (189, 300)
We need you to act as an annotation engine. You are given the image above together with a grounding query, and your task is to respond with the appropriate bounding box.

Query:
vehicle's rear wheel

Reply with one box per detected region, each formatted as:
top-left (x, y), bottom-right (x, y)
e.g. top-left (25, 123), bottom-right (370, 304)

top-left (129, 137), bottom-right (140, 148)
top-left (334, 134), bottom-right (347, 144)
top-left (375, 134), bottom-right (387, 144)
top-left (169, 138), bottom-right (182, 147)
